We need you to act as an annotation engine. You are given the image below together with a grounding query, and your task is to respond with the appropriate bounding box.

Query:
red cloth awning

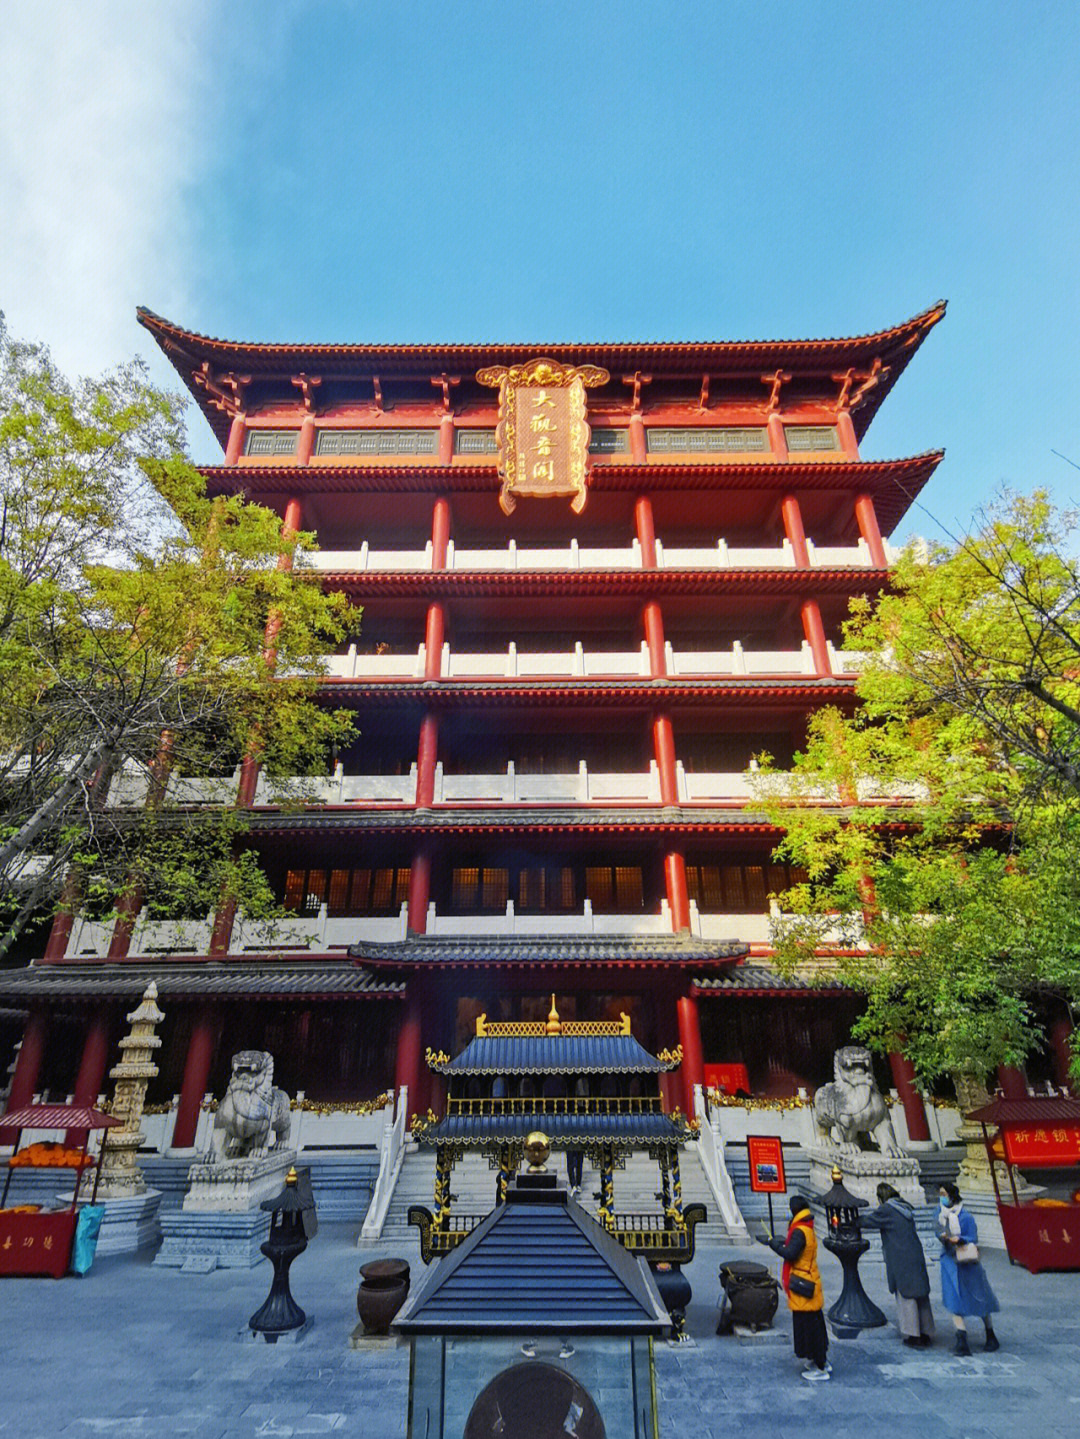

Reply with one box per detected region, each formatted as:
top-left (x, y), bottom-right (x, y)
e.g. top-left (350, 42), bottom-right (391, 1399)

top-left (0, 1103), bottom-right (121, 1130)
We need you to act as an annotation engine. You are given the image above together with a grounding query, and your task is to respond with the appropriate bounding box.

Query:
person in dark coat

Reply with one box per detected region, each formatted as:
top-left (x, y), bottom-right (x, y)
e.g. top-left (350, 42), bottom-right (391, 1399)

top-left (937, 1181), bottom-right (1000, 1355)
top-left (859, 1182), bottom-right (935, 1346)
top-left (757, 1194), bottom-right (831, 1381)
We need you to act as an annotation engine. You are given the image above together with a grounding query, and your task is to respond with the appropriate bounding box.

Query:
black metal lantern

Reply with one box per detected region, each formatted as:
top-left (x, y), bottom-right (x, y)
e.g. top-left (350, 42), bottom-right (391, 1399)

top-left (249, 1167), bottom-right (313, 1342)
top-left (820, 1165), bottom-right (886, 1338)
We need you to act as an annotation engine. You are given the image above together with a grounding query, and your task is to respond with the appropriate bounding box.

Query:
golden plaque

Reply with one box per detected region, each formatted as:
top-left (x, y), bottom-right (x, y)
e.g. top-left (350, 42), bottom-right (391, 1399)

top-left (477, 357), bottom-right (609, 515)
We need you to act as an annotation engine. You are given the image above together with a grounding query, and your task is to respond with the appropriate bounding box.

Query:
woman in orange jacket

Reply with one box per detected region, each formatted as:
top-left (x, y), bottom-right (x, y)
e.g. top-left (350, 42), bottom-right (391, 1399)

top-left (759, 1194), bottom-right (831, 1381)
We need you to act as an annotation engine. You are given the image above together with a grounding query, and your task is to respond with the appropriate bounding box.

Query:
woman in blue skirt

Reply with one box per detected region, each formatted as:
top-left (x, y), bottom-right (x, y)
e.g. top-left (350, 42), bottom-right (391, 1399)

top-left (937, 1181), bottom-right (1000, 1355)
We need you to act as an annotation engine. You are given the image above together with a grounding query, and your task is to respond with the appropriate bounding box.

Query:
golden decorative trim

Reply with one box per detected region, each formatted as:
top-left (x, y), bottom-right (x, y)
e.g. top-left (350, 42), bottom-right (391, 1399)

top-left (476, 357), bottom-right (609, 516)
top-left (446, 1095), bottom-right (663, 1116)
top-left (657, 1044), bottom-right (684, 1067)
top-left (471, 1016), bottom-right (636, 1038)
top-left (425, 1047), bottom-right (450, 1068)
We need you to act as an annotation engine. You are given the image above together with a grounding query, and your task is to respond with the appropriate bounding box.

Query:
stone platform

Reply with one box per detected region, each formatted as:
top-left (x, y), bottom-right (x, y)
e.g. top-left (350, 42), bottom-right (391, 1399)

top-left (155, 1207), bottom-right (272, 1271)
top-left (183, 1149), bottom-right (298, 1213)
top-left (57, 1188), bottom-right (163, 1256)
top-left (806, 1144), bottom-right (923, 1206)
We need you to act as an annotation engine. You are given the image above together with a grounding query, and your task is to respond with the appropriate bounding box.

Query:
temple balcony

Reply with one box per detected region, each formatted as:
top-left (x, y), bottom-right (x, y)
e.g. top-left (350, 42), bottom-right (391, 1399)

top-left (433, 760), bottom-right (662, 805)
top-left (421, 899), bottom-right (679, 938)
top-left (64, 913), bottom-right (215, 960)
top-left (320, 641), bottom-right (861, 680)
top-left (107, 763), bottom-right (244, 808)
top-left (295, 536), bottom-right (898, 573)
top-left (253, 766), bottom-right (418, 806)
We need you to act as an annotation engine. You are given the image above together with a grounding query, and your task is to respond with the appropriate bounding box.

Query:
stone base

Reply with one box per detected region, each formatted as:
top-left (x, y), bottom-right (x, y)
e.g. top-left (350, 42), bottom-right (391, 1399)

top-left (182, 1149), bottom-right (297, 1213)
top-left (806, 1145), bottom-right (924, 1206)
top-left (243, 1317), bottom-right (312, 1345)
top-left (154, 1208), bottom-right (271, 1270)
top-left (58, 1189), bottom-right (163, 1256)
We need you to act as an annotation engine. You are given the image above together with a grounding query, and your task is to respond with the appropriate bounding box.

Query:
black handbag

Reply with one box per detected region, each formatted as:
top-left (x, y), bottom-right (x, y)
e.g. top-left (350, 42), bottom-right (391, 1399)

top-left (788, 1271), bottom-right (816, 1300)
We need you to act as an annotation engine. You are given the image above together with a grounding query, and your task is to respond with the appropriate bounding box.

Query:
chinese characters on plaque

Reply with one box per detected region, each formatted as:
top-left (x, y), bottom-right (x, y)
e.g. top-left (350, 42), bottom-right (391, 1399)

top-left (1001, 1123), bottom-right (1080, 1166)
top-left (477, 357), bottom-right (609, 515)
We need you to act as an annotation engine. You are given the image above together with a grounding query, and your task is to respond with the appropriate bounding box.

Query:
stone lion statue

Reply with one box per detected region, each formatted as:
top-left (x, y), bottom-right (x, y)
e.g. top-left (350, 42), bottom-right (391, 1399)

top-left (811, 1044), bottom-right (903, 1156)
top-left (209, 1050), bottom-right (291, 1162)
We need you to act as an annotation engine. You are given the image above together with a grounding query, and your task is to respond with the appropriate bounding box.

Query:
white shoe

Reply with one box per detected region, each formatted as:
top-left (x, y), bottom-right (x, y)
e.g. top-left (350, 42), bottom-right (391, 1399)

top-left (802, 1364), bottom-right (832, 1383)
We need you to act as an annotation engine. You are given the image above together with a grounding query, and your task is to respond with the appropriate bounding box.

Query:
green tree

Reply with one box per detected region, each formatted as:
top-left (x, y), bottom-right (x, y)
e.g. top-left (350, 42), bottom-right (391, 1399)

top-left (754, 493), bottom-right (1080, 1084)
top-left (0, 315), bottom-right (357, 958)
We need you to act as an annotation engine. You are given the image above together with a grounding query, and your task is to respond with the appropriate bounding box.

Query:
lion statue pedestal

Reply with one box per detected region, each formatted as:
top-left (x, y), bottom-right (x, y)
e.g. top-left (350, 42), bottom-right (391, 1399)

top-left (156, 1051), bottom-right (298, 1272)
top-left (807, 1045), bottom-right (923, 1207)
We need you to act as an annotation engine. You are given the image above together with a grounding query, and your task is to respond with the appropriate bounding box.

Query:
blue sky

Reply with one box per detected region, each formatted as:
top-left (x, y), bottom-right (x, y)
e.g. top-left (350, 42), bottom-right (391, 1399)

top-left (2, 1), bottom-right (1078, 540)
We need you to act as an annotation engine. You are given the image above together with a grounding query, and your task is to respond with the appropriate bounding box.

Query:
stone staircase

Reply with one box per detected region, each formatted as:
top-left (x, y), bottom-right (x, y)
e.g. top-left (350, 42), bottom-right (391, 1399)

top-left (3, 1151), bottom-right (378, 1225)
top-left (366, 1140), bottom-right (747, 1249)
top-left (724, 1141), bottom-right (967, 1247)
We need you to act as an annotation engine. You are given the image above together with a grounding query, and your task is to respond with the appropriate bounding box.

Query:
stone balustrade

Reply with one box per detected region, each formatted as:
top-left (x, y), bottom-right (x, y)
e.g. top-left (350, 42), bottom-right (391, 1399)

top-left (296, 536), bottom-right (899, 574)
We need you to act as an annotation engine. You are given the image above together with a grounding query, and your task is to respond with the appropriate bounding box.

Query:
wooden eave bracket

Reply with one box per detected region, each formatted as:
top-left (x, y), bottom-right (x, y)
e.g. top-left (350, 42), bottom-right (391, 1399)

top-left (291, 373), bottom-right (322, 414)
top-left (761, 370), bottom-right (791, 411)
top-left (192, 363), bottom-right (250, 417)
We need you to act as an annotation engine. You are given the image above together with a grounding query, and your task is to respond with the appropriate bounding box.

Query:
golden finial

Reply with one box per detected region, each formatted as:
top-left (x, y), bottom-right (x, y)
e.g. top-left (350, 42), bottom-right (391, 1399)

top-left (831, 1164), bottom-right (843, 1183)
top-left (524, 1131), bottom-right (551, 1170)
top-left (619, 1012), bottom-right (631, 1036)
top-left (546, 995), bottom-right (562, 1035)
top-left (286, 1166), bottom-right (299, 1186)
top-left (475, 1012), bottom-right (487, 1037)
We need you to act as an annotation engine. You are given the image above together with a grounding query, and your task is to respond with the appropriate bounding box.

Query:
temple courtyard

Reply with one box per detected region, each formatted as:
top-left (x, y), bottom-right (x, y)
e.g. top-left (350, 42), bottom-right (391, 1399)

top-left (0, 1224), bottom-right (1075, 1439)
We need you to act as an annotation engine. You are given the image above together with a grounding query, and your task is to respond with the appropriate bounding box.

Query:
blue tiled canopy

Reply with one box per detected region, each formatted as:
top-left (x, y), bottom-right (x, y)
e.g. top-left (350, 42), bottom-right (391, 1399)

top-left (419, 1111), bottom-right (686, 1148)
top-left (434, 1034), bottom-right (671, 1075)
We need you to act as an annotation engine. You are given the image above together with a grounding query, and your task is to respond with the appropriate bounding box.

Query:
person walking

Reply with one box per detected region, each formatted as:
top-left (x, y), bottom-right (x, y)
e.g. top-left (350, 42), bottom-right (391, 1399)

top-left (860, 1182), bottom-right (935, 1347)
top-left (937, 1181), bottom-right (1000, 1355)
top-left (758, 1194), bottom-right (831, 1381)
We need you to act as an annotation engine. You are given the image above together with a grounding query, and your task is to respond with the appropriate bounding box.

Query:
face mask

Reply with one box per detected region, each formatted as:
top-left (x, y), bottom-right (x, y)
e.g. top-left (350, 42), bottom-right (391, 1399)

top-left (939, 1197), bottom-right (950, 1209)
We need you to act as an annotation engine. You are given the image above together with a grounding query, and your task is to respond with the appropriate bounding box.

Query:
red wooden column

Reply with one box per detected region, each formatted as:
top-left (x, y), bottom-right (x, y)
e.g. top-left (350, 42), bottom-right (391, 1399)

top-left (887, 1050), bottom-right (931, 1143)
top-left (66, 1013), bottom-right (113, 1144)
top-left (1049, 1014), bottom-right (1076, 1092)
top-left (854, 493), bottom-right (889, 569)
top-left (628, 411), bottom-right (647, 464)
top-left (394, 995), bottom-right (425, 1119)
top-left (634, 495), bottom-right (657, 568)
top-left (800, 600), bottom-right (831, 676)
top-left (677, 994), bottom-right (705, 1114)
top-left (42, 872), bottom-right (81, 963)
top-left (766, 413), bottom-right (789, 461)
top-left (296, 416), bottom-right (315, 465)
top-left (0, 1007), bottom-right (48, 1142)
top-left (997, 1065), bottom-right (1028, 1099)
top-left (407, 844), bottom-right (433, 934)
top-left (780, 494), bottom-right (810, 569)
top-left (225, 415), bottom-right (246, 465)
top-left (835, 408), bottom-right (860, 461)
top-left (171, 1008), bottom-right (220, 1149)
top-left (643, 603), bottom-right (667, 679)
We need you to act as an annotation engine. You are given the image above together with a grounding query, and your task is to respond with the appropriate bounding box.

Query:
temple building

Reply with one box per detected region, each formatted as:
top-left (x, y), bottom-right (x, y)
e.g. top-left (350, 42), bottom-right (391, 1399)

top-left (12, 300), bottom-right (1031, 1150)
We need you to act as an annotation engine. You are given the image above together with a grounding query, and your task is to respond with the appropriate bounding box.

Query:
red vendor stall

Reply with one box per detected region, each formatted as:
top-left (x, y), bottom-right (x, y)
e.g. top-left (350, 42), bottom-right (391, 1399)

top-left (0, 1103), bottom-right (121, 1279)
top-left (967, 1095), bottom-right (1080, 1274)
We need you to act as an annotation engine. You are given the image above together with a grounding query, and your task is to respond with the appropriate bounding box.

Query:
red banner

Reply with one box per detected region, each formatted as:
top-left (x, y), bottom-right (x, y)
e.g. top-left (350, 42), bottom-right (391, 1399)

top-left (1001, 1123), bottom-right (1080, 1167)
top-left (747, 1135), bottom-right (787, 1193)
top-left (704, 1063), bottom-right (751, 1095)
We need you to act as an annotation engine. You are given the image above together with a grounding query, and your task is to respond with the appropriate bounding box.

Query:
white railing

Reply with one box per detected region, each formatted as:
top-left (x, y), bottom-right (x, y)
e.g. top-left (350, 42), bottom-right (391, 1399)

top-left (666, 640), bottom-right (816, 677)
top-left (677, 765), bottom-right (756, 802)
top-left (254, 764), bottom-right (417, 806)
top-left (425, 898), bottom-right (676, 939)
top-left (108, 763), bottom-right (243, 809)
top-left (234, 904), bottom-right (409, 952)
top-left (828, 645), bottom-right (870, 675)
top-left (360, 1085), bottom-right (409, 1242)
top-left (323, 645), bottom-right (428, 679)
top-left (63, 915), bottom-right (214, 959)
top-left (295, 536), bottom-right (899, 575)
top-left (320, 641), bottom-right (845, 682)
top-left (442, 642), bottom-right (650, 679)
top-left (693, 1084), bottom-right (749, 1237)
top-left (435, 760), bottom-right (661, 805)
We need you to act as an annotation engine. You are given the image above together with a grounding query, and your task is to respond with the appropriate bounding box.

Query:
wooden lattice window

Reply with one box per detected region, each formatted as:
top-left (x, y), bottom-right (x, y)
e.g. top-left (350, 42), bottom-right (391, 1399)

top-left (646, 427), bottom-right (768, 454)
top-left (315, 428), bottom-right (439, 456)
top-left (454, 429), bottom-right (497, 454)
top-left (246, 429), bottom-right (299, 456)
top-left (588, 428), bottom-right (630, 454)
top-left (784, 425), bottom-right (839, 451)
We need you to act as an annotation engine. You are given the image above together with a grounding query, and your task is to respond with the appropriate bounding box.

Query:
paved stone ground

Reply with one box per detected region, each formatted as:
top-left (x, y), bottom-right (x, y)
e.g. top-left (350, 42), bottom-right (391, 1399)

top-left (1, 1222), bottom-right (1077, 1439)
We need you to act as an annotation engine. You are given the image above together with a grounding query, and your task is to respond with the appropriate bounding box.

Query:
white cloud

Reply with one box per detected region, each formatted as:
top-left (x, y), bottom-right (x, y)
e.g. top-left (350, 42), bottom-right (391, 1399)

top-left (0, 3), bottom-right (214, 385)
